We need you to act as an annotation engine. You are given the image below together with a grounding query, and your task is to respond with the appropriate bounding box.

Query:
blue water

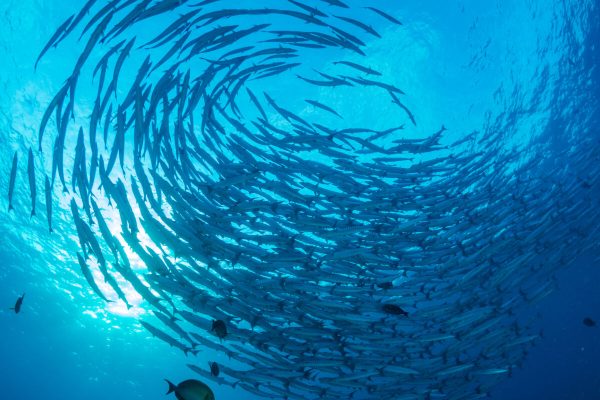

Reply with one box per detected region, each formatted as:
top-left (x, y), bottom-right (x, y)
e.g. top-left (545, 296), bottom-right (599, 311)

top-left (1, 1), bottom-right (599, 399)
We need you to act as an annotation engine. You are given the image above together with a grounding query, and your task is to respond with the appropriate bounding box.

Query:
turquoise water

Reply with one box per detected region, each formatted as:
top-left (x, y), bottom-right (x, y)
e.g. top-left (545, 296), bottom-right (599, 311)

top-left (0, 1), bottom-right (598, 399)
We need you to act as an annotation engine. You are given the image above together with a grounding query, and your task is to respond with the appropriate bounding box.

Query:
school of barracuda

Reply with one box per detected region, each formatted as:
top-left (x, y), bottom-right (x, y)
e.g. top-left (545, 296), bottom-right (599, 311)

top-left (6, 0), bottom-right (600, 399)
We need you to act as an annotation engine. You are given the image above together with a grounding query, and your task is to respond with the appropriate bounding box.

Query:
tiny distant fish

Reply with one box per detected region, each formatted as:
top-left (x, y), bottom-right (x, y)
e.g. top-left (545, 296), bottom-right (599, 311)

top-left (376, 282), bottom-right (393, 290)
top-left (583, 317), bottom-right (596, 327)
top-left (209, 361), bottom-right (220, 377)
top-left (10, 293), bottom-right (25, 314)
top-left (382, 304), bottom-right (408, 316)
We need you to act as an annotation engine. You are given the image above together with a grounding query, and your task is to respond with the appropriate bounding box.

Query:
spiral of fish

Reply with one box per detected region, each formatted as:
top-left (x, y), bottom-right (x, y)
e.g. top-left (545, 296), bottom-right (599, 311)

top-left (16, 0), bottom-right (600, 399)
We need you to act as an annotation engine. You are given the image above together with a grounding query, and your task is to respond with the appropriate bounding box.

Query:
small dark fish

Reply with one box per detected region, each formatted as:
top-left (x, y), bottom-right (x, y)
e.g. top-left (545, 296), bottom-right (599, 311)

top-left (10, 293), bottom-right (25, 314)
top-left (376, 282), bottom-right (393, 290)
top-left (209, 361), bottom-right (220, 377)
top-left (583, 317), bottom-right (596, 327)
top-left (382, 304), bottom-right (408, 316)
top-left (165, 379), bottom-right (215, 400)
top-left (211, 319), bottom-right (227, 339)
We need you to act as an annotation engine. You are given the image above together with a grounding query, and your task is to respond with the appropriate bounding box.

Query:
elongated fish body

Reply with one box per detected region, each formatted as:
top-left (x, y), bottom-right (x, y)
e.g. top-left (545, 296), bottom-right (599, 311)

top-left (365, 6), bottom-right (403, 25)
top-left (165, 379), bottom-right (215, 400)
top-left (8, 151), bottom-right (17, 211)
top-left (35, 16), bottom-right (75, 70)
top-left (27, 148), bottom-right (36, 217)
top-left (140, 320), bottom-right (195, 356)
top-left (45, 176), bottom-right (53, 232)
top-left (72, 127), bottom-right (86, 193)
top-left (76, 252), bottom-right (110, 303)
top-left (305, 99), bottom-right (343, 118)
top-left (152, 310), bottom-right (197, 347)
top-left (333, 60), bottom-right (382, 76)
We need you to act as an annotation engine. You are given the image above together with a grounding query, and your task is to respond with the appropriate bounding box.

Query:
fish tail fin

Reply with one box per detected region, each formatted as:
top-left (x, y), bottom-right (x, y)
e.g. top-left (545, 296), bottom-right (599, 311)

top-left (8, 204), bottom-right (13, 212)
top-left (49, 227), bottom-right (53, 233)
top-left (31, 210), bottom-right (36, 217)
top-left (165, 379), bottom-right (176, 395)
